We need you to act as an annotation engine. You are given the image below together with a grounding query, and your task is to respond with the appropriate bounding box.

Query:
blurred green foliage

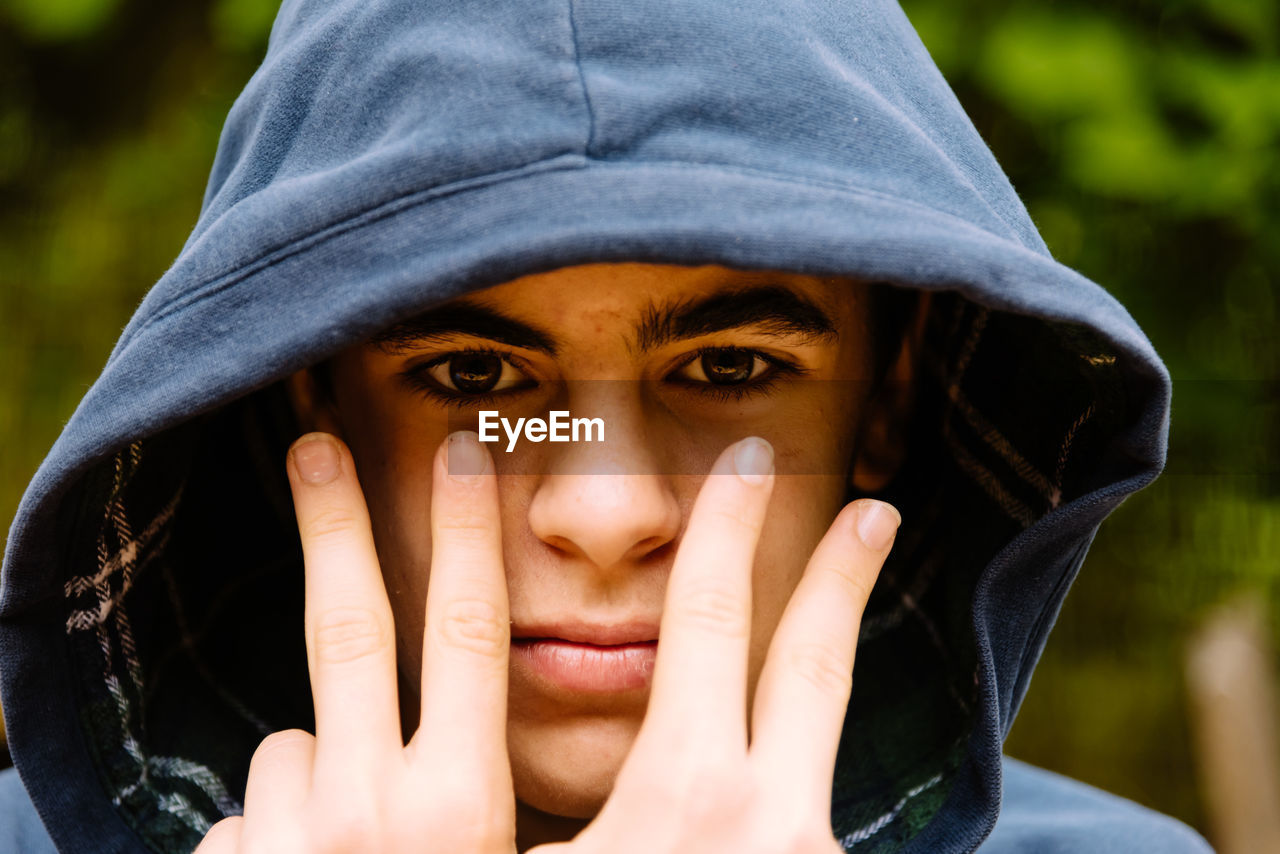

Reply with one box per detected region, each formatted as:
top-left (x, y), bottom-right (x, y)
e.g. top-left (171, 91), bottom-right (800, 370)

top-left (4, 0), bottom-right (124, 43)
top-left (0, 0), bottom-right (1276, 842)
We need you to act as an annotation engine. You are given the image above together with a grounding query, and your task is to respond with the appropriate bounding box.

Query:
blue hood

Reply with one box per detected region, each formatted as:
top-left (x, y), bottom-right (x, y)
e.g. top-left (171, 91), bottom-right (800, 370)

top-left (1, 0), bottom-right (1171, 852)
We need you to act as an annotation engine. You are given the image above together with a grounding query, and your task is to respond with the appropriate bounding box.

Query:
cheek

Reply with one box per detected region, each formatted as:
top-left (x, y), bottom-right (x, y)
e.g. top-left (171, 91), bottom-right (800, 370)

top-left (746, 391), bottom-right (860, 658)
top-left (490, 474), bottom-right (547, 622)
top-left (362, 449), bottom-right (437, 678)
top-left (746, 474), bottom-right (847, 688)
top-left (335, 386), bottom-right (448, 679)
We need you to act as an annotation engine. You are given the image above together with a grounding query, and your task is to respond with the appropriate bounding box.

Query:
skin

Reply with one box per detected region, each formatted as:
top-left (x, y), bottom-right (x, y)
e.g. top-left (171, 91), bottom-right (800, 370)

top-left (197, 263), bottom-right (918, 852)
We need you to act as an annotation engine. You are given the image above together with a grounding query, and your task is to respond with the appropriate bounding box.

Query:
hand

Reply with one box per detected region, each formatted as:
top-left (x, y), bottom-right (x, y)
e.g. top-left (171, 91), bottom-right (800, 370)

top-left (527, 438), bottom-right (898, 854)
top-left (195, 432), bottom-right (898, 853)
top-left (196, 430), bottom-right (519, 853)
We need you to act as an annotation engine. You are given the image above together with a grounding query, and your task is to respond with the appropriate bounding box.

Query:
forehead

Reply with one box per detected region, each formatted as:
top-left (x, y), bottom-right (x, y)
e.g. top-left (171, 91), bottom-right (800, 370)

top-left (371, 262), bottom-right (870, 359)
top-left (475, 262), bottom-right (855, 317)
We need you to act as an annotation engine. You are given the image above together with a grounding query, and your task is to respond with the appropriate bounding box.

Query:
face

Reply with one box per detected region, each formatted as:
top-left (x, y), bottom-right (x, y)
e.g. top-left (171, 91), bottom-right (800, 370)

top-left (291, 263), bottom-right (902, 833)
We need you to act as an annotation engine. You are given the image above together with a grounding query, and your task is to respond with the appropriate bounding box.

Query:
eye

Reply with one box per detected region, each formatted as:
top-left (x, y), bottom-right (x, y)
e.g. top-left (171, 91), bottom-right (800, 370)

top-left (422, 351), bottom-right (529, 394)
top-left (676, 348), bottom-right (772, 385)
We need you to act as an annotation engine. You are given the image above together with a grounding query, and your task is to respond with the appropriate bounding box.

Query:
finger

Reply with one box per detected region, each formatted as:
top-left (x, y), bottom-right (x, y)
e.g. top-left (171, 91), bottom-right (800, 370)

top-left (413, 431), bottom-right (510, 778)
top-left (640, 437), bottom-right (774, 754)
top-left (748, 498), bottom-right (899, 805)
top-left (193, 816), bottom-right (243, 853)
top-left (239, 730), bottom-right (314, 842)
top-left (287, 433), bottom-right (401, 780)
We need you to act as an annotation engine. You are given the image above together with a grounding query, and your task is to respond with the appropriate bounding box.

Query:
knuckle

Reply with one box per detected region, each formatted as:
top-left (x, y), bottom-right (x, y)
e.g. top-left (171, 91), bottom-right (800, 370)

top-left (630, 752), bottom-right (749, 820)
top-left (422, 791), bottom-right (510, 851)
top-left (251, 729), bottom-right (314, 767)
top-left (301, 507), bottom-right (360, 542)
top-left (761, 823), bottom-right (842, 854)
top-left (787, 641), bottom-right (853, 698)
top-left (309, 607), bottom-right (393, 664)
top-left (195, 816), bottom-right (242, 852)
top-left (316, 813), bottom-right (380, 852)
top-left (437, 598), bottom-right (507, 658)
top-left (668, 763), bottom-right (753, 824)
top-left (673, 579), bottom-right (749, 638)
top-left (441, 513), bottom-right (496, 543)
top-left (307, 792), bottom-right (386, 851)
top-left (705, 503), bottom-right (759, 535)
top-left (820, 561), bottom-right (874, 605)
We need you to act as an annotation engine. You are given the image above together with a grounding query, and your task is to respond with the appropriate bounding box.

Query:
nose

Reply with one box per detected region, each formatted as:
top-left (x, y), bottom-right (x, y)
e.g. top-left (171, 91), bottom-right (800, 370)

top-left (528, 473), bottom-right (681, 569)
top-left (526, 420), bottom-right (681, 571)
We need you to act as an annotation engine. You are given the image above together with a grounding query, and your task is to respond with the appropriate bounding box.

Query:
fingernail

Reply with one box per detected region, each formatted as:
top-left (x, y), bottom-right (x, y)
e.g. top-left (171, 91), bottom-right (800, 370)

top-left (448, 431), bottom-right (491, 482)
top-left (292, 435), bottom-right (339, 485)
top-left (733, 437), bottom-right (774, 485)
top-left (856, 500), bottom-right (901, 551)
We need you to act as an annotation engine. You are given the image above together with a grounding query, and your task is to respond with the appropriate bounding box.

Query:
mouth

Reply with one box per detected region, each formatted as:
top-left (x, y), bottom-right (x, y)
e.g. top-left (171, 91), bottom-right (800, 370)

top-left (511, 621), bottom-right (659, 694)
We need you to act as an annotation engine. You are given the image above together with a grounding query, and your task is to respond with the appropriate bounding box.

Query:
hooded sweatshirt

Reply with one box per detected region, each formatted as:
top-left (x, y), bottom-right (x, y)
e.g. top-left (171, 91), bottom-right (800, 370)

top-left (0, 1), bottom-right (1214, 852)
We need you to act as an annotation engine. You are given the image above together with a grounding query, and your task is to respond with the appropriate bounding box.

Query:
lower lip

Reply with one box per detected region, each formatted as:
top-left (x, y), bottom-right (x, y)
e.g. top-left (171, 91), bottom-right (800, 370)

top-left (511, 639), bottom-right (657, 693)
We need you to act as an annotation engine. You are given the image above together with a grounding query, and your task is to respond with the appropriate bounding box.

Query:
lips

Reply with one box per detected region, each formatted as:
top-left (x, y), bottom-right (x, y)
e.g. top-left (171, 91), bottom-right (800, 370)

top-left (512, 619), bottom-right (660, 646)
top-left (511, 620), bottom-right (659, 693)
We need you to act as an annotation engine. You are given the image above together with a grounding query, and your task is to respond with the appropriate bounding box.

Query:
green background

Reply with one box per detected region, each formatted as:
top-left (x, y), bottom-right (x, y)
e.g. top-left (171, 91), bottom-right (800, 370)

top-left (1, 0), bottom-right (1277, 844)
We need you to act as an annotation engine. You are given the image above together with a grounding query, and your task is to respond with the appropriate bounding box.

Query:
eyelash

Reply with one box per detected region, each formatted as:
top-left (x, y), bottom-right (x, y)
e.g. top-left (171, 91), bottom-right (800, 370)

top-left (400, 347), bottom-right (807, 409)
top-left (667, 347), bottom-right (805, 401)
top-left (400, 347), bottom-right (531, 409)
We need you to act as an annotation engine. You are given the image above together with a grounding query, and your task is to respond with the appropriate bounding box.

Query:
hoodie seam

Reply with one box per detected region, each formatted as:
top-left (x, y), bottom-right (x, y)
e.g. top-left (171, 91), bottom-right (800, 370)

top-left (128, 156), bottom-right (1038, 346)
top-left (565, 0), bottom-right (597, 157)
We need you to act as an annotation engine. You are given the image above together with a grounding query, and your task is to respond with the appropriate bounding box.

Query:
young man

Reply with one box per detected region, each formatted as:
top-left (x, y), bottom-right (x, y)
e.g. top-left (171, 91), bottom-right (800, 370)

top-left (0, 0), bottom-right (1211, 852)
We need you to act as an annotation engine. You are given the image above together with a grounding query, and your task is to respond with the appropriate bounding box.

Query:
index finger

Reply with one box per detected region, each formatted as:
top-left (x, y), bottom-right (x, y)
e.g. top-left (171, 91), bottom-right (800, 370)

top-left (640, 437), bottom-right (775, 756)
top-left (287, 432), bottom-right (401, 780)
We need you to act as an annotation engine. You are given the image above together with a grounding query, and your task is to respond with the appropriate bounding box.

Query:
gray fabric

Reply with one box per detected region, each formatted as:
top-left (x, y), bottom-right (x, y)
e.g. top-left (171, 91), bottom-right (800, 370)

top-left (0, 768), bottom-right (57, 853)
top-left (980, 760), bottom-right (1212, 853)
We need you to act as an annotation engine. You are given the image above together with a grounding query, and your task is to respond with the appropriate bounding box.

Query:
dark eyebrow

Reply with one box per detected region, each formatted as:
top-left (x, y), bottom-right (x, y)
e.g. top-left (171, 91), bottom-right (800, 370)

top-left (636, 285), bottom-right (838, 351)
top-left (372, 301), bottom-right (558, 355)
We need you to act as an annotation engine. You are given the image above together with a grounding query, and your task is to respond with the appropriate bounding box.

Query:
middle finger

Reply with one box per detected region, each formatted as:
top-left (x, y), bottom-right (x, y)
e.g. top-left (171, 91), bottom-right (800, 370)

top-left (413, 431), bottom-right (511, 776)
top-left (288, 433), bottom-right (401, 782)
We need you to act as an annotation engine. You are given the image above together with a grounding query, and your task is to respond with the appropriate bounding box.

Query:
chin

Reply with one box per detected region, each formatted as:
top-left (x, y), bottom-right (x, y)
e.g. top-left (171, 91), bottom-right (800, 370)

top-left (508, 714), bottom-right (642, 819)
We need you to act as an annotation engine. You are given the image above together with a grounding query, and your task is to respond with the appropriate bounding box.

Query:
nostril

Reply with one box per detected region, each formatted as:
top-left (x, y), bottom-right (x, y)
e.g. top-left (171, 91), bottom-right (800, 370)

top-left (540, 535), bottom-right (576, 557)
top-left (629, 537), bottom-right (674, 563)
